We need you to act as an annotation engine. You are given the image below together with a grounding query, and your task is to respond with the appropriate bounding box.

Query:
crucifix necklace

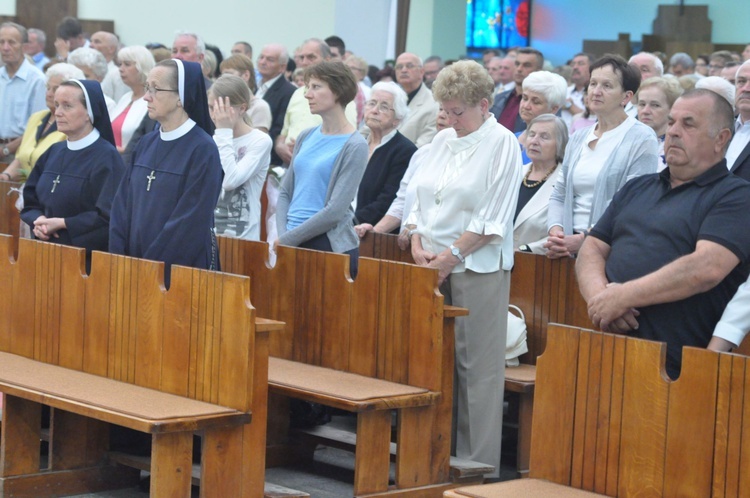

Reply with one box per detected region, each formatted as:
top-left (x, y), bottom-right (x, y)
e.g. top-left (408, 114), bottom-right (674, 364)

top-left (146, 170), bottom-right (156, 191)
top-left (51, 174), bottom-right (61, 193)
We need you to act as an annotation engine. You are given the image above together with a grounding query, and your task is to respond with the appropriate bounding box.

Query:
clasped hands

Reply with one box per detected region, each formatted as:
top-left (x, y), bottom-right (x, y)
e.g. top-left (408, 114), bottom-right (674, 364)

top-left (412, 247), bottom-right (454, 285)
top-left (586, 282), bottom-right (640, 334)
top-left (32, 216), bottom-right (65, 241)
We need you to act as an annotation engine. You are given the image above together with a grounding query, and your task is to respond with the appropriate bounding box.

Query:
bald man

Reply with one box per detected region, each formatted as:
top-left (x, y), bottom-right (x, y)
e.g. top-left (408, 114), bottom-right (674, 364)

top-left (394, 52), bottom-right (439, 147)
top-left (91, 31), bottom-right (128, 101)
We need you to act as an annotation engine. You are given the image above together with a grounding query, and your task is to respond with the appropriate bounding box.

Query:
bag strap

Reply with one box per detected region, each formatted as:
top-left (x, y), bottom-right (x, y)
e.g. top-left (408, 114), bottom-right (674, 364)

top-left (508, 304), bottom-right (525, 321)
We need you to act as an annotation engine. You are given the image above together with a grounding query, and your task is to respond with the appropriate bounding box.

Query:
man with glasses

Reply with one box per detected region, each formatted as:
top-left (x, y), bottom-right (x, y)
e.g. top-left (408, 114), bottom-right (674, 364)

top-left (394, 52), bottom-right (439, 147)
top-left (422, 55), bottom-right (444, 89)
top-left (708, 50), bottom-right (734, 77)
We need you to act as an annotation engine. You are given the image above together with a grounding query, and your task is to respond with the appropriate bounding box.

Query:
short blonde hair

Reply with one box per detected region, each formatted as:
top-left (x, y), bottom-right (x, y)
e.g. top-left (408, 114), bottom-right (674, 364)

top-left (636, 76), bottom-right (683, 108)
top-left (432, 60), bottom-right (494, 107)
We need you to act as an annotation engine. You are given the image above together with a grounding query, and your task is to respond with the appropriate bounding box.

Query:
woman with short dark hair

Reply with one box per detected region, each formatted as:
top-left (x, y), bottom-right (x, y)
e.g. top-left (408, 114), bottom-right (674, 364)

top-left (546, 54), bottom-right (658, 258)
top-left (275, 61), bottom-right (368, 275)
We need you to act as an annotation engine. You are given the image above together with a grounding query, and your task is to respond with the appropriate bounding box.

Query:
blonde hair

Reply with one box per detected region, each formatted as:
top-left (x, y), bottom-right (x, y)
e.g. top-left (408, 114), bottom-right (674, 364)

top-left (209, 73), bottom-right (253, 126)
top-left (432, 59), bottom-right (494, 107)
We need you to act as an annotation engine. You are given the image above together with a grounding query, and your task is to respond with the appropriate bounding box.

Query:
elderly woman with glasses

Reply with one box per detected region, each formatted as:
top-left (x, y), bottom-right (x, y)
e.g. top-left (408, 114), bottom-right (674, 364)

top-left (353, 81), bottom-right (416, 231)
top-left (404, 60), bottom-right (522, 478)
top-left (110, 59), bottom-right (223, 279)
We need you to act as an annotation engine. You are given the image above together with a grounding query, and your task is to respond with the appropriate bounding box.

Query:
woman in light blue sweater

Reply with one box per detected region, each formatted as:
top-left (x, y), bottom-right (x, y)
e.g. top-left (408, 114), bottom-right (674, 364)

top-left (275, 61), bottom-right (368, 275)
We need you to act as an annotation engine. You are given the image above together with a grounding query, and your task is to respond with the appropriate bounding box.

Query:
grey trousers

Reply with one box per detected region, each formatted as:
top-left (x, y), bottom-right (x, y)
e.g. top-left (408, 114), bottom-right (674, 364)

top-left (441, 268), bottom-right (509, 477)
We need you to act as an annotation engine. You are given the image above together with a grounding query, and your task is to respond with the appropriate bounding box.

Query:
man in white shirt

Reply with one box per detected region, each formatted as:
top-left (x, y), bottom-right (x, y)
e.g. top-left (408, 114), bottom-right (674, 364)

top-left (257, 43), bottom-right (296, 165)
top-left (0, 22), bottom-right (46, 162)
top-left (562, 53), bottom-right (593, 128)
top-left (90, 31), bottom-right (128, 101)
top-left (728, 60), bottom-right (750, 180)
top-left (486, 56), bottom-right (514, 95)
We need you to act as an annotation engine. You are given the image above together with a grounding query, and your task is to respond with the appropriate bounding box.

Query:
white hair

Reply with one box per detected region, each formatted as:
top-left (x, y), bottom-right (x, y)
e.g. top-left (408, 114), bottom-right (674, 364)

top-left (68, 47), bottom-right (109, 80)
top-left (521, 71), bottom-right (568, 109)
top-left (370, 81), bottom-right (410, 121)
top-left (629, 52), bottom-right (664, 76)
top-left (174, 31), bottom-right (205, 55)
top-left (118, 45), bottom-right (156, 85)
top-left (45, 62), bottom-right (85, 82)
top-left (695, 76), bottom-right (736, 111)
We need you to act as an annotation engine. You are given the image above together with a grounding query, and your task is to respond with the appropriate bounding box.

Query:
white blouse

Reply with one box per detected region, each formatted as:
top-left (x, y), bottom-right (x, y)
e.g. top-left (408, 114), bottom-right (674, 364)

top-left (406, 116), bottom-right (523, 273)
top-left (110, 91), bottom-right (149, 150)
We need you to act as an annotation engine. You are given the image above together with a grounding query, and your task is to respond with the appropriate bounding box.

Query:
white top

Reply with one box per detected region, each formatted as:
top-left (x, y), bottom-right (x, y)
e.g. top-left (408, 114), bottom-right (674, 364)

top-left (405, 116), bottom-right (522, 273)
top-left (726, 116), bottom-right (750, 170)
top-left (386, 143), bottom-right (431, 226)
top-left (256, 73), bottom-right (282, 99)
top-left (572, 117), bottom-right (636, 231)
top-left (561, 85), bottom-right (585, 129)
top-left (110, 92), bottom-right (149, 150)
top-left (714, 274), bottom-right (750, 347)
top-left (213, 128), bottom-right (272, 240)
top-left (247, 97), bottom-right (272, 131)
top-left (101, 61), bottom-right (130, 102)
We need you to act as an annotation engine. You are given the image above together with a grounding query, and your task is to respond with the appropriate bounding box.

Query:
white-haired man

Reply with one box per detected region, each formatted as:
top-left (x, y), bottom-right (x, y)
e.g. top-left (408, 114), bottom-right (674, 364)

top-left (90, 31), bottom-right (128, 101)
top-left (394, 52), bottom-right (439, 147)
top-left (172, 31), bottom-right (211, 88)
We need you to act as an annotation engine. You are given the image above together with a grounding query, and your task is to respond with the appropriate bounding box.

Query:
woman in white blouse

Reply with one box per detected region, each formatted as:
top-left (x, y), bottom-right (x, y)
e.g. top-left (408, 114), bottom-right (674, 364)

top-left (404, 60), bottom-right (522, 478)
top-left (109, 46), bottom-right (155, 164)
top-left (546, 54), bottom-right (658, 258)
top-left (208, 74), bottom-right (272, 240)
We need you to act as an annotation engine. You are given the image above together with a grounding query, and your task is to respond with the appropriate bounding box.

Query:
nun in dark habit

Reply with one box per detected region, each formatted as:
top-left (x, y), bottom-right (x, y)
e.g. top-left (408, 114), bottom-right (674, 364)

top-left (109, 59), bottom-right (223, 276)
top-left (22, 79), bottom-right (124, 264)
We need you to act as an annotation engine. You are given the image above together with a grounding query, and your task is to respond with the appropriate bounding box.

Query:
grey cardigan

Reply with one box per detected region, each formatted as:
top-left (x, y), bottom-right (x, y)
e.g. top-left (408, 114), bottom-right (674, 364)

top-left (276, 126), bottom-right (368, 253)
top-left (548, 119), bottom-right (658, 234)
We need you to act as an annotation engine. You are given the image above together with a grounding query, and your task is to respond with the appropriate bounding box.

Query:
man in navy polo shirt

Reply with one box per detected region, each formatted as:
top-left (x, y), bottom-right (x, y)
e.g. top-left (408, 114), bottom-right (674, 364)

top-left (576, 89), bottom-right (750, 378)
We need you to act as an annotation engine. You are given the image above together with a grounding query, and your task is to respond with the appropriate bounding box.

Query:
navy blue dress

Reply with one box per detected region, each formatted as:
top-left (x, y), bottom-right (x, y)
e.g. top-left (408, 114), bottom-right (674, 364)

top-left (21, 137), bottom-right (124, 254)
top-left (109, 123), bottom-right (223, 272)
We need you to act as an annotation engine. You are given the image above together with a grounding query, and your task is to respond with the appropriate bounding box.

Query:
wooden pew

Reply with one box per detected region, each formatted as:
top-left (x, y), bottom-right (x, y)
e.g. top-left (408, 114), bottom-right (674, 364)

top-left (218, 236), bottom-right (479, 497)
top-left (445, 323), bottom-right (750, 497)
top-left (0, 179), bottom-right (22, 249)
top-left (0, 236), bottom-right (272, 498)
top-left (359, 232), bottom-right (594, 477)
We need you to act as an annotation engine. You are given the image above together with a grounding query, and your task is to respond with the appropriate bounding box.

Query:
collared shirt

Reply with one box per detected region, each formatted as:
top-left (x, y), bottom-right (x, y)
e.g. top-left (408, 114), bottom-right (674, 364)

top-left (726, 115), bottom-right (750, 170)
top-left (590, 161), bottom-right (750, 378)
top-left (256, 73), bottom-right (282, 99)
top-left (406, 116), bottom-right (523, 273)
top-left (0, 58), bottom-right (46, 139)
top-left (32, 51), bottom-right (50, 71)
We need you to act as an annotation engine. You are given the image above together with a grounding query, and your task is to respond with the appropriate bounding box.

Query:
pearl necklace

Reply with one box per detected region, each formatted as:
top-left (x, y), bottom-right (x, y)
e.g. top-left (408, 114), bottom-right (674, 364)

top-left (522, 164), bottom-right (557, 188)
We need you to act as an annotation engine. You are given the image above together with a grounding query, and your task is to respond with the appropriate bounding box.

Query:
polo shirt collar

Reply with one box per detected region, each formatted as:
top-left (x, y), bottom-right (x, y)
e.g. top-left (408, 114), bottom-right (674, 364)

top-left (660, 159), bottom-right (729, 187)
top-left (1, 58), bottom-right (32, 80)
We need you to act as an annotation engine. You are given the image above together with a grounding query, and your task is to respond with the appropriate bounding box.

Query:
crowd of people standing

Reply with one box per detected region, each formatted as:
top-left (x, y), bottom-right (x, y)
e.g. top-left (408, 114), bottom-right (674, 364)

top-left (3, 14), bottom-right (750, 480)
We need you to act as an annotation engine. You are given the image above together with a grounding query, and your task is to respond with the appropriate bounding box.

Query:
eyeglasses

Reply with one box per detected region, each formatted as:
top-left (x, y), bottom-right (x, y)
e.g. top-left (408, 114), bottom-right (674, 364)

top-left (365, 100), bottom-right (394, 113)
top-left (143, 84), bottom-right (178, 96)
top-left (394, 63), bottom-right (421, 71)
top-left (708, 64), bottom-right (725, 71)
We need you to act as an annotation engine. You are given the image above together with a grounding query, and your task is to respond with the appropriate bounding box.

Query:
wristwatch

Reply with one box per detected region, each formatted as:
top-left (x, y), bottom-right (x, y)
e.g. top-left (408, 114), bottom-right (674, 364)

top-left (449, 244), bottom-right (465, 263)
top-left (1, 147), bottom-right (9, 157)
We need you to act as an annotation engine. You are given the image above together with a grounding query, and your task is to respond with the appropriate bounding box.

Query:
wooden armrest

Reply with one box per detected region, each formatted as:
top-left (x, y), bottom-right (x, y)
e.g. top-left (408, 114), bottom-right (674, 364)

top-left (444, 305), bottom-right (470, 317)
top-left (255, 317), bottom-right (285, 332)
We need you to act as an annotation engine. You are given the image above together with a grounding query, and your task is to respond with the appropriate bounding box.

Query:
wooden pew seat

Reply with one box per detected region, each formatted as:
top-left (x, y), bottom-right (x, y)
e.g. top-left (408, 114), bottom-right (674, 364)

top-left (444, 479), bottom-right (606, 497)
top-left (0, 352), bottom-right (250, 434)
top-left (269, 357), bottom-right (439, 412)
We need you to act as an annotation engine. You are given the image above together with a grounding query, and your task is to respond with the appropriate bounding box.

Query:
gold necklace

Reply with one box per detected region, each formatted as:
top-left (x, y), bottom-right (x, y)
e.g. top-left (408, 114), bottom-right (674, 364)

top-left (522, 164), bottom-right (557, 188)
